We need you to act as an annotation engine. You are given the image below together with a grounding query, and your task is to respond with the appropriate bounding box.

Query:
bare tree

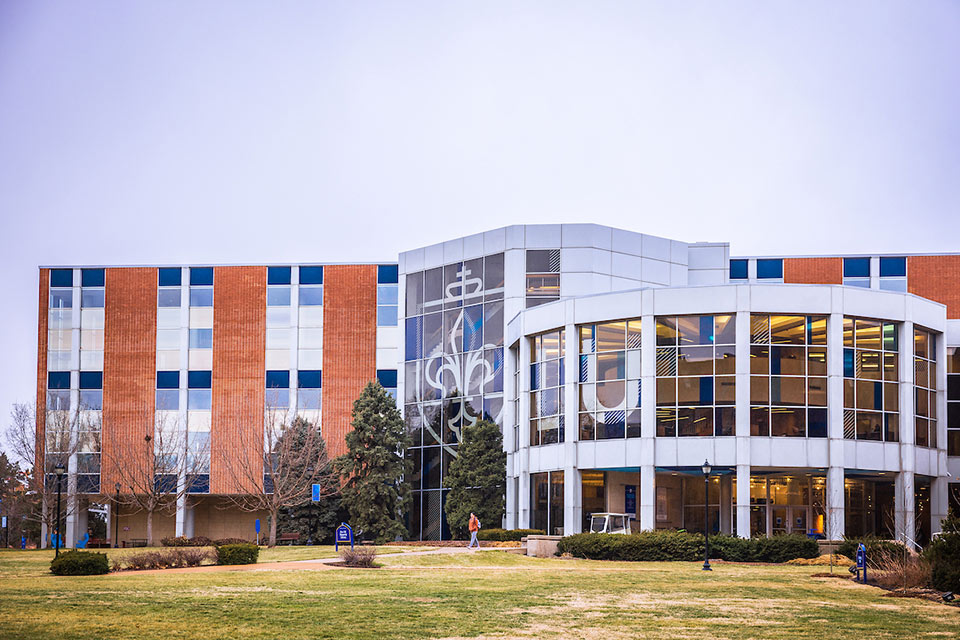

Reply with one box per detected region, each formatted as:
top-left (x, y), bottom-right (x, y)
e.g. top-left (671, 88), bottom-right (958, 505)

top-left (102, 410), bottom-right (210, 546)
top-left (6, 401), bottom-right (84, 547)
top-left (222, 401), bottom-right (337, 547)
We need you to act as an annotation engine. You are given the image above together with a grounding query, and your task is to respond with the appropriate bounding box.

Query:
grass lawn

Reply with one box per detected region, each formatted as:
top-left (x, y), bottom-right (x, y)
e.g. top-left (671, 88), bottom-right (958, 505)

top-left (1, 548), bottom-right (958, 639)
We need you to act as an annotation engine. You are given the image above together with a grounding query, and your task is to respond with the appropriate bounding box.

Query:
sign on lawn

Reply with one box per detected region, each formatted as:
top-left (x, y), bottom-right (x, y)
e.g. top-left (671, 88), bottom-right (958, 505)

top-left (335, 522), bottom-right (353, 551)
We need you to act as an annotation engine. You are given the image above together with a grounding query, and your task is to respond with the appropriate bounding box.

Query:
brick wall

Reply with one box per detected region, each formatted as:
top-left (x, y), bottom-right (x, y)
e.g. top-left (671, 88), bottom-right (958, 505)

top-left (783, 257), bottom-right (843, 284)
top-left (101, 268), bottom-right (158, 489)
top-left (35, 269), bottom-right (49, 474)
top-left (210, 266), bottom-right (266, 494)
top-left (908, 255), bottom-right (960, 319)
top-left (322, 265), bottom-right (378, 458)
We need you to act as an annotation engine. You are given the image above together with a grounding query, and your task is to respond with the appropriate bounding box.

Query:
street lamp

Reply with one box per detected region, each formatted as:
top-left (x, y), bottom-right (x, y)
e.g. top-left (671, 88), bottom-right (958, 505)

top-left (702, 460), bottom-right (712, 572)
top-left (54, 462), bottom-right (66, 558)
top-left (114, 483), bottom-right (121, 548)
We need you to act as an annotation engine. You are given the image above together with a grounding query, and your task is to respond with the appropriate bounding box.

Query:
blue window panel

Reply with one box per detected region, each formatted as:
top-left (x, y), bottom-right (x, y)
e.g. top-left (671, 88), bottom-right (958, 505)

top-left (50, 269), bottom-right (73, 288)
top-left (463, 304), bottom-right (483, 351)
top-left (189, 328), bottom-right (213, 349)
top-left (190, 267), bottom-right (214, 286)
top-left (377, 306), bottom-right (398, 326)
top-left (530, 363), bottom-right (540, 391)
top-left (188, 389), bottom-right (211, 409)
top-left (405, 317), bottom-right (422, 361)
top-left (154, 474), bottom-right (178, 494)
top-left (80, 390), bottom-right (102, 410)
top-left (729, 259), bottom-right (748, 280)
top-left (158, 267), bottom-right (182, 287)
top-left (843, 348), bottom-right (855, 378)
top-left (699, 376), bottom-right (714, 405)
top-left (376, 369), bottom-right (398, 388)
top-left (188, 370), bottom-right (212, 389)
top-left (155, 389), bottom-right (179, 410)
top-left (189, 287), bottom-right (213, 307)
top-left (299, 266), bottom-right (324, 285)
top-left (486, 348), bottom-right (504, 394)
top-left (263, 475), bottom-right (275, 494)
top-left (268, 266), bottom-right (291, 285)
top-left (156, 371), bottom-right (180, 389)
top-left (378, 264), bottom-right (399, 284)
top-left (49, 289), bottom-right (72, 308)
top-left (299, 286), bottom-right (324, 305)
top-left (77, 475), bottom-right (100, 495)
top-left (843, 257), bottom-right (870, 278)
top-left (266, 370), bottom-right (290, 388)
top-left (756, 259), bottom-right (783, 279)
top-left (48, 371), bottom-right (70, 390)
top-left (872, 381), bottom-right (883, 410)
top-left (187, 474), bottom-right (210, 494)
top-left (770, 346), bottom-right (782, 375)
top-left (700, 316), bottom-right (714, 343)
top-left (81, 268), bottom-right (105, 287)
top-left (879, 257), bottom-right (906, 277)
top-left (79, 371), bottom-right (103, 389)
top-left (808, 408), bottom-right (828, 437)
top-left (298, 370), bottom-right (322, 388)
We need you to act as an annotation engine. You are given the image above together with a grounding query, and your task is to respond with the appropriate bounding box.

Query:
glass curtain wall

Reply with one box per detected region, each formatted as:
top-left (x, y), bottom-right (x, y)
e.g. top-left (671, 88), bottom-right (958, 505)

top-left (579, 321), bottom-right (642, 440)
top-left (914, 328), bottom-right (938, 448)
top-left (842, 318), bottom-right (900, 441)
top-left (530, 330), bottom-right (564, 445)
top-left (531, 471), bottom-right (565, 535)
top-left (948, 347), bottom-right (960, 456)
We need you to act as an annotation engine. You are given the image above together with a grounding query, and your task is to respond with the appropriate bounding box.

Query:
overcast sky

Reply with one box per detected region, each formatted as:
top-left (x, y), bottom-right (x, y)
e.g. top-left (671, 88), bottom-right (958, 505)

top-left (1, 2), bottom-right (958, 455)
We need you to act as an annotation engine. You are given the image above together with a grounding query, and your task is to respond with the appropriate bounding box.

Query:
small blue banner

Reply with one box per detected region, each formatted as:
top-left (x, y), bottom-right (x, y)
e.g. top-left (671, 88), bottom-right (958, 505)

top-left (312, 484), bottom-right (322, 502)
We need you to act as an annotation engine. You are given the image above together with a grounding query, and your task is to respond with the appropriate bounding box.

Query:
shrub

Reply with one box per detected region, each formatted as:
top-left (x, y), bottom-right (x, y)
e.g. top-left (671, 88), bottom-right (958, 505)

top-left (213, 537), bottom-right (248, 546)
top-left (340, 547), bottom-right (378, 568)
top-left (50, 550), bottom-right (109, 576)
top-left (753, 534), bottom-right (820, 563)
top-left (871, 548), bottom-right (931, 589)
top-left (477, 528), bottom-right (545, 542)
top-left (160, 535), bottom-right (212, 547)
top-left (924, 513), bottom-right (960, 592)
top-left (216, 543), bottom-right (260, 565)
top-left (837, 536), bottom-right (904, 562)
top-left (558, 531), bottom-right (819, 563)
top-left (120, 548), bottom-right (214, 571)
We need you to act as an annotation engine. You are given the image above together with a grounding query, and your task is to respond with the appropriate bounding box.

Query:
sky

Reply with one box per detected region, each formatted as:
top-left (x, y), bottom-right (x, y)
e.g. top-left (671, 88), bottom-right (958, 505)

top-left (1, 2), bottom-right (958, 455)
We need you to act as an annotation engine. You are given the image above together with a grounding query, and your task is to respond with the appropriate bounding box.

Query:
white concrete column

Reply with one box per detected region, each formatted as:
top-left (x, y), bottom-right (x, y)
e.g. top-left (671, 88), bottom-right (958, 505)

top-left (562, 318), bottom-right (581, 534)
top-left (897, 320), bottom-right (916, 546)
top-left (563, 468), bottom-right (581, 535)
top-left (504, 340), bottom-right (519, 530)
top-left (175, 490), bottom-right (188, 537)
top-left (639, 298), bottom-right (656, 530)
top-left (931, 476), bottom-right (949, 535)
top-left (64, 456), bottom-right (79, 548)
top-left (518, 332), bottom-right (532, 529)
top-left (734, 302), bottom-right (751, 538)
top-left (720, 475), bottom-right (733, 535)
top-left (826, 308), bottom-right (845, 540)
top-left (933, 329), bottom-right (949, 534)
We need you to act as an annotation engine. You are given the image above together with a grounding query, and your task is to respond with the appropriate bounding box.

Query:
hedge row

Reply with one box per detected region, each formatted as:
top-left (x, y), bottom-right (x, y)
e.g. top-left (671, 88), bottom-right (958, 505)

top-left (557, 531), bottom-right (819, 563)
top-left (477, 528), bottom-right (545, 542)
top-left (50, 550), bottom-right (109, 575)
top-left (161, 536), bottom-right (249, 547)
top-left (836, 536), bottom-right (904, 562)
top-left (216, 543), bottom-right (260, 565)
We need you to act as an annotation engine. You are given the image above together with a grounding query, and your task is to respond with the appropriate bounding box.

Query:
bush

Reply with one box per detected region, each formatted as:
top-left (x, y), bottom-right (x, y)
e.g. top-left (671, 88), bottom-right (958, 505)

top-left (477, 528), bottom-right (545, 542)
top-left (216, 543), bottom-right (260, 565)
top-left (160, 535), bottom-right (212, 547)
top-left (558, 531), bottom-right (819, 563)
top-left (340, 547), bottom-right (378, 567)
top-left (120, 548), bottom-right (214, 571)
top-left (213, 537), bottom-right (248, 546)
top-left (872, 547), bottom-right (931, 589)
top-left (50, 550), bottom-right (109, 575)
top-left (924, 513), bottom-right (960, 592)
top-left (837, 536), bottom-right (904, 562)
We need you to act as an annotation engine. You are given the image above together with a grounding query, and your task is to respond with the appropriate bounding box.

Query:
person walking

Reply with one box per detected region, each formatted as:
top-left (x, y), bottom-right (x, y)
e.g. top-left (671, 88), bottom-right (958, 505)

top-left (468, 512), bottom-right (481, 550)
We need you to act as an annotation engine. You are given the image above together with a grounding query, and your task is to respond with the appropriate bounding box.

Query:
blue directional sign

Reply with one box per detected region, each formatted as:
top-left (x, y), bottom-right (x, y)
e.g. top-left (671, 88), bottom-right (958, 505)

top-left (855, 542), bottom-right (867, 583)
top-left (312, 484), bottom-right (322, 502)
top-left (335, 522), bottom-right (353, 551)
top-left (255, 518), bottom-right (261, 534)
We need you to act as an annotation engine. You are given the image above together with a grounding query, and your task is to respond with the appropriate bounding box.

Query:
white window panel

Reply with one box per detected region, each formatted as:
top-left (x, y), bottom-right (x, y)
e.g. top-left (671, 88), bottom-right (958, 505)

top-left (296, 409), bottom-right (321, 428)
top-left (80, 350), bottom-right (103, 370)
top-left (298, 306), bottom-right (324, 328)
top-left (265, 349), bottom-right (290, 370)
top-left (157, 308), bottom-right (181, 329)
top-left (264, 410), bottom-right (289, 432)
top-left (266, 328), bottom-right (292, 349)
top-left (376, 347), bottom-right (397, 370)
top-left (78, 409), bottom-right (102, 429)
top-left (156, 350), bottom-right (181, 370)
top-left (189, 307), bottom-right (214, 328)
top-left (48, 329), bottom-right (73, 351)
top-left (267, 307), bottom-right (291, 328)
top-left (189, 349), bottom-right (213, 370)
top-left (298, 328), bottom-right (324, 349)
top-left (47, 350), bottom-right (72, 371)
top-left (188, 411), bottom-right (211, 431)
top-left (156, 329), bottom-right (181, 350)
top-left (298, 349), bottom-right (323, 369)
top-left (80, 329), bottom-right (104, 350)
top-left (49, 309), bottom-right (72, 329)
top-left (77, 431), bottom-right (101, 453)
top-left (81, 308), bottom-right (105, 330)
top-left (154, 410), bottom-right (182, 431)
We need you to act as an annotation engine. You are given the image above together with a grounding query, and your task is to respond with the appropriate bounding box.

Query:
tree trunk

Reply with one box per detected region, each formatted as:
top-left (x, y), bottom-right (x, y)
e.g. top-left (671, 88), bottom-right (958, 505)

top-left (269, 509), bottom-right (278, 547)
top-left (146, 508), bottom-right (154, 547)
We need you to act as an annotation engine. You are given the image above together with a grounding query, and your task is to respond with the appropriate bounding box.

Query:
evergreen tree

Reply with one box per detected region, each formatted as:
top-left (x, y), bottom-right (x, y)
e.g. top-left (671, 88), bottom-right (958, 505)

top-left (335, 381), bottom-right (411, 543)
top-left (276, 422), bottom-right (344, 543)
top-left (443, 419), bottom-right (506, 539)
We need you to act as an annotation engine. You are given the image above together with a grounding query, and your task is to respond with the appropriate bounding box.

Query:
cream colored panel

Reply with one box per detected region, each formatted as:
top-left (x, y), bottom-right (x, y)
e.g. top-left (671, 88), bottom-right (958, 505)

top-left (49, 309), bottom-right (72, 328)
top-left (155, 410), bottom-right (182, 431)
top-left (267, 307), bottom-right (291, 328)
top-left (81, 308), bottom-right (105, 330)
top-left (299, 306), bottom-right (324, 328)
top-left (265, 349), bottom-right (290, 370)
top-left (157, 308), bottom-right (181, 329)
top-left (156, 329), bottom-right (180, 350)
top-left (80, 329), bottom-right (104, 350)
top-left (80, 350), bottom-right (103, 371)
top-left (48, 329), bottom-right (72, 351)
top-left (47, 350), bottom-right (71, 371)
top-left (187, 411), bottom-right (211, 431)
top-left (189, 349), bottom-right (213, 370)
top-left (189, 307), bottom-right (214, 328)
top-left (266, 328), bottom-right (292, 349)
top-left (156, 350), bottom-right (181, 370)
top-left (298, 349), bottom-right (323, 369)
top-left (298, 328), bottom-right (324, 349)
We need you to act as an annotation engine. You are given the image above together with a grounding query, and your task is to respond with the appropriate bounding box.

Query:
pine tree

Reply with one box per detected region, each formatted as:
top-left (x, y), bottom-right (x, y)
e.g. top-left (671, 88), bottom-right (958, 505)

top-left (443, 419), bottom-right (506, 539)
top-left (335, 381), bottom-right (411, 543)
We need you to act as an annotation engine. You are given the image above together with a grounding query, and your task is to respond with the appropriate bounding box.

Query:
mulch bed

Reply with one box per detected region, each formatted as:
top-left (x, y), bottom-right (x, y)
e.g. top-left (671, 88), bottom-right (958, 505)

top-left (387, 541), bottom-right (521, 548)
top-left (326, 562), bottom-right (382, 569)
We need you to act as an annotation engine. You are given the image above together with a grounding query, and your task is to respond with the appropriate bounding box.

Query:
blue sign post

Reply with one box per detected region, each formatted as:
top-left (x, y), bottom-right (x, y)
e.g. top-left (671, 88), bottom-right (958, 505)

top-left (335, 523), bottom-right (353, 552)
top-left (855, 542), bottom-right (867, 583)
top-left (255, 518), bottom-right (261, 546)
top-left (312, 484), bottom-right (322, 502)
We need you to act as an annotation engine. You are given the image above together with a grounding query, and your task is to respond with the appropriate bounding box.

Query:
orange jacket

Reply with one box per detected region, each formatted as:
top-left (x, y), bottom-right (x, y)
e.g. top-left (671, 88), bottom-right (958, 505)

top-left (468, 515), bottom-right (480, 532)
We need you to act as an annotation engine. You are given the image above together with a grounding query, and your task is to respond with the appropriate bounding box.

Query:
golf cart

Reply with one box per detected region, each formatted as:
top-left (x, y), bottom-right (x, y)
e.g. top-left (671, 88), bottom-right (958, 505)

top-left (588, 513), bottom-right (633, 534)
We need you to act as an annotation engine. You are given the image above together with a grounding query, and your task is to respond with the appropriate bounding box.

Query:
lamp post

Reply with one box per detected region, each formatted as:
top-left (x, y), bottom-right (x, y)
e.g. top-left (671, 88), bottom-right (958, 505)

top-left (114, 483), bottom-right (121, 548)
top-left (54, 462), bottom-right (66, 558)
top-left (702, 459), bottom-right (712, 571)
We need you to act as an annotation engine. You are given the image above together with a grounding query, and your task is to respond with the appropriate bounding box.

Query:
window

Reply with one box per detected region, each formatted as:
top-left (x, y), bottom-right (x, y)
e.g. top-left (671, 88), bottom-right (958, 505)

top-left (948, 347), bottom-right (960, 456)
top-left (268, 266), bottom-right (291, 285)
top-left (49, 288), bottom-right (72, 309)
top-left (843, 257), bottom-right (871, 288)
top-left (299, 266), bottom-right (323, 285)
top-left (267, 286), bottom-right (291, 307)
top-left (50, 269), bottom-right (73, 288)
top-left (298, 370), bottom-right (322, 389)
top-left (879, 256), bottom-right (907, 292)
top-left (656, 315), bottom-right (735, 437)
top-left (265, 370), bottom-right (290, 411)
top-left (531, 471), bottom-right (564, 536)
top-left (158, 268), bottom-right (181, 287)
top-left (750, 315), bottom-right (827, 437)
top-left (729, 259), bottom-right (748, 280)
top-left (189, 287), bottom-right (213, 307)
top-left (526, 249), bottom-right (561, 308)
top-left (843, 318), bottom-right (899, 442)
top-left (378, 265), bottom-right (399, 326)
top-left (189, 328), bottom-right (213, 349)
top-left (756, 259), bottom-right (783, 280)
top-left (579, 321), bottom-right (641, 440)
top-left (81, 269), bottom-right (104, 287)
top-left (189, 267), bottom-right (213, 286)
top-left (914, 328), bottom-right (938, 448)
top-left (299, 286), bottom-right (323, 306)
top-left (158, 288), bottom-right (181, 307)
top-left (530, 329), bottom-right (565, 445)
top-left (187, 370), bottom-right (211, 388)
top-left (377, 369), bottom-right (398, 401)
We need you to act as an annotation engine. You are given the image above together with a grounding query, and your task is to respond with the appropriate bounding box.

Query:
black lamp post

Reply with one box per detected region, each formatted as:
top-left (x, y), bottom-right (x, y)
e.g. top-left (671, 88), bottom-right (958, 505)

top-left (114, 482), bottom-right (121, 548)
top-left (54, 462), bottom-right (66, 558)
top-left (702, 459), bottom-right (712, 571)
